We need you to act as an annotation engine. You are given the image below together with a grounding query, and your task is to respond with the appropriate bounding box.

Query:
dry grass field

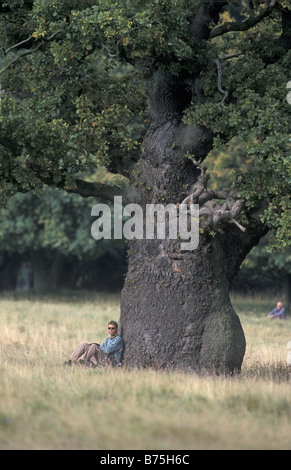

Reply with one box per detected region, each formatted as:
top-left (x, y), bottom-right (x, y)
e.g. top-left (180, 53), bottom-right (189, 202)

top-left (0, 291), bottom-right (290, 450)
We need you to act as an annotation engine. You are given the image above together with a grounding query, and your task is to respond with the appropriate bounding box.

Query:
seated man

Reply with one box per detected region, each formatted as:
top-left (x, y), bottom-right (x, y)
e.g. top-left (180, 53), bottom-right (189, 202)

top-left (267, 301), bottom-right (286, 320)
top-left (64, 320), bottom-right (123, 367)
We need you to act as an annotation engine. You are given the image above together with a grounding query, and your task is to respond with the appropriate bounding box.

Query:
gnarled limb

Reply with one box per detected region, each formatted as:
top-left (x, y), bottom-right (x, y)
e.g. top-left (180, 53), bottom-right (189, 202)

top-left (214, 58), bottom-right (228, 107)
top-left (0, 30), bottom-right (63, 76)
top-left (210, 1), bottom-right (278, 39)
top-left (180, 158), bottom-right (245, 232)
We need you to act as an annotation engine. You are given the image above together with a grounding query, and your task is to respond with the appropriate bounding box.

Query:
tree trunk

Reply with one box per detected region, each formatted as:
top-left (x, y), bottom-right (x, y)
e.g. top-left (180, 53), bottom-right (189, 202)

top-left (120, 67), bottom-right (265, 374)
top-left (0, 254), bottom-right (21, 291)
top-left (121, 239), bottom-right (241, 373)
top-left (121, 227), bottom-right (264, 374)
top-left (119, 0), bottom-right (270, 373)
top-left (31, 250), bottom-right (65, 292)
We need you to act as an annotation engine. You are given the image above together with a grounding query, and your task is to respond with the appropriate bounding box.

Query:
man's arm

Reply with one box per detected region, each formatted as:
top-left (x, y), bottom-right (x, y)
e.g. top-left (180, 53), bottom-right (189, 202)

top-left (267, 308), bottom-right (276, 317)
top-left (100, 336), bottom-right (123, 354)
top-left (272, 307), bottom-right (285, 318)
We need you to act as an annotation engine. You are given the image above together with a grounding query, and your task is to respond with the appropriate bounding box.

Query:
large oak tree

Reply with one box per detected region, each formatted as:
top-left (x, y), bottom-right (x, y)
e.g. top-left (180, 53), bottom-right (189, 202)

top-left (0, 0), bottom-right (290, 373)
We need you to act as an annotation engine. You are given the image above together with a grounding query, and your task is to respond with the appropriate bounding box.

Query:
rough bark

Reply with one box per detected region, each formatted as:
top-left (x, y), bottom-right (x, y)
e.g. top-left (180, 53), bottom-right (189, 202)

top-left (120, 112), bottom-right (265, 374)
top-left (119, 16), bottom-right (267, 372)
top-left (121, 236), bottom-right (248, 374)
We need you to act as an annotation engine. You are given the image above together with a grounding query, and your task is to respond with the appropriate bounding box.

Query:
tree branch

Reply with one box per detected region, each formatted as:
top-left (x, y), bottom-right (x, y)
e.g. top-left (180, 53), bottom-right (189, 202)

top-left (189, 0), bottom-right (227, 46)
top-left (180, 158), bottom-right (246, 232)
top-left (3, 170), bottom-right (124, 204)
top-left (275, 7), bottom-right (291, 52)
top-left (67, 178), bottom-right (124, 203)
top-left (40, 174), bottom-right (124, 203)
top-left (214, 58), bottom-right (228, 107)
top-left (2, 34), bottom-right (36, 55)
top-left (0, 30), bottom-right (63, 76)
top-left (210, 2), bottom-right (278, 39)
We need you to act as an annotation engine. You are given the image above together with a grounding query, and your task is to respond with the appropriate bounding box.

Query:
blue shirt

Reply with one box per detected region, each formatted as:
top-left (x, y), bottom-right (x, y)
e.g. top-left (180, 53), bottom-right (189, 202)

top-left (267, 307), bottom-right (286, 319)
top-left (100, 334), bottom-right (123, 364)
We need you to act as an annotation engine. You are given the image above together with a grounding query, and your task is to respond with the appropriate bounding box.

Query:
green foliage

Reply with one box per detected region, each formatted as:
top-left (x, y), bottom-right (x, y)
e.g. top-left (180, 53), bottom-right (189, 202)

top-left (184, 9), bottom-right (291, 249)
top-left (0, 187), bottom-right (123, 259)
top-left (243, 232), bottom-right (291, 274)
top-left (0, 0), bottom-right (148, 203)
top-left (0, 0), bottom-right (290, 251)
top-left (204, 138), bottom-right (250, 190)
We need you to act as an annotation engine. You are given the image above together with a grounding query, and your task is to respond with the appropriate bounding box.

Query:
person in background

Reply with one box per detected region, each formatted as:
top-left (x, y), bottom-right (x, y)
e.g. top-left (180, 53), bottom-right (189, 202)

top-left (267, 301), bottom-right (286, 320)
top-left (63, 320), bottom-right (123, 367)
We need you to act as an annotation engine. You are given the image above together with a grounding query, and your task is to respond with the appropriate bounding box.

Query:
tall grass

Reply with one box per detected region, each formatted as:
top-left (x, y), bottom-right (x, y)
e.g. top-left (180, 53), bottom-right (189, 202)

top-left (0, 291), bottom-right (290, 450)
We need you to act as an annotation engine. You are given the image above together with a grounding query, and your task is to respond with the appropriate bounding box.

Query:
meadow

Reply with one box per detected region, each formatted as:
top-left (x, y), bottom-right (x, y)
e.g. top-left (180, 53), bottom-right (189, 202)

top-left (0, 291), bottom-right (290, 450)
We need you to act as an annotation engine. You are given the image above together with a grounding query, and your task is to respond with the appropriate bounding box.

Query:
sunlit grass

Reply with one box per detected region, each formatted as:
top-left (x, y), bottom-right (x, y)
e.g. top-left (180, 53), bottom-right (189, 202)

top-left (0, 291), bottom-right (290, 450)
top-left (232, 294), bottom-right (291, 382)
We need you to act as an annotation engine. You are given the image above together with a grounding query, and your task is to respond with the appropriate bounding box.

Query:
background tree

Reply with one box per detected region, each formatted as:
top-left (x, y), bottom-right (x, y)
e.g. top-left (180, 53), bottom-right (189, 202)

top-left (0, 0), bottom-right (290, 374)
top-left (234, 235), bottom-right (291, 310)
top-left (0, 178), bottom-right (127, 292)
top-left (205, 137), bottom-right (290, 309)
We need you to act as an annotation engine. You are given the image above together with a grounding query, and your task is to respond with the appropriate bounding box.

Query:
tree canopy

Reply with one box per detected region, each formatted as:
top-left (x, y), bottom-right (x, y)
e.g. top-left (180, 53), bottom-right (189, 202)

top-left (0, 0), bottom-right (290, 249)
top-left (0, 185), bottom-right (121, 259)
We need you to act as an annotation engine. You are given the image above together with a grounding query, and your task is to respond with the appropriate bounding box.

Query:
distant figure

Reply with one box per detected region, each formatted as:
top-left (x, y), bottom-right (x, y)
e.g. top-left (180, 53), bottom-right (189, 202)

top-left (63, 320), bottom-right (123, 367)
top-left (267, 301), bottom-right (286, 320)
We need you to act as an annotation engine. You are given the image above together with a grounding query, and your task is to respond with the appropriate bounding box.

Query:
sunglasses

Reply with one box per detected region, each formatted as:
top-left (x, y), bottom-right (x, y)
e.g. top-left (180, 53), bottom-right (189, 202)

top-left (108, 326), bottom-right (116, 330)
